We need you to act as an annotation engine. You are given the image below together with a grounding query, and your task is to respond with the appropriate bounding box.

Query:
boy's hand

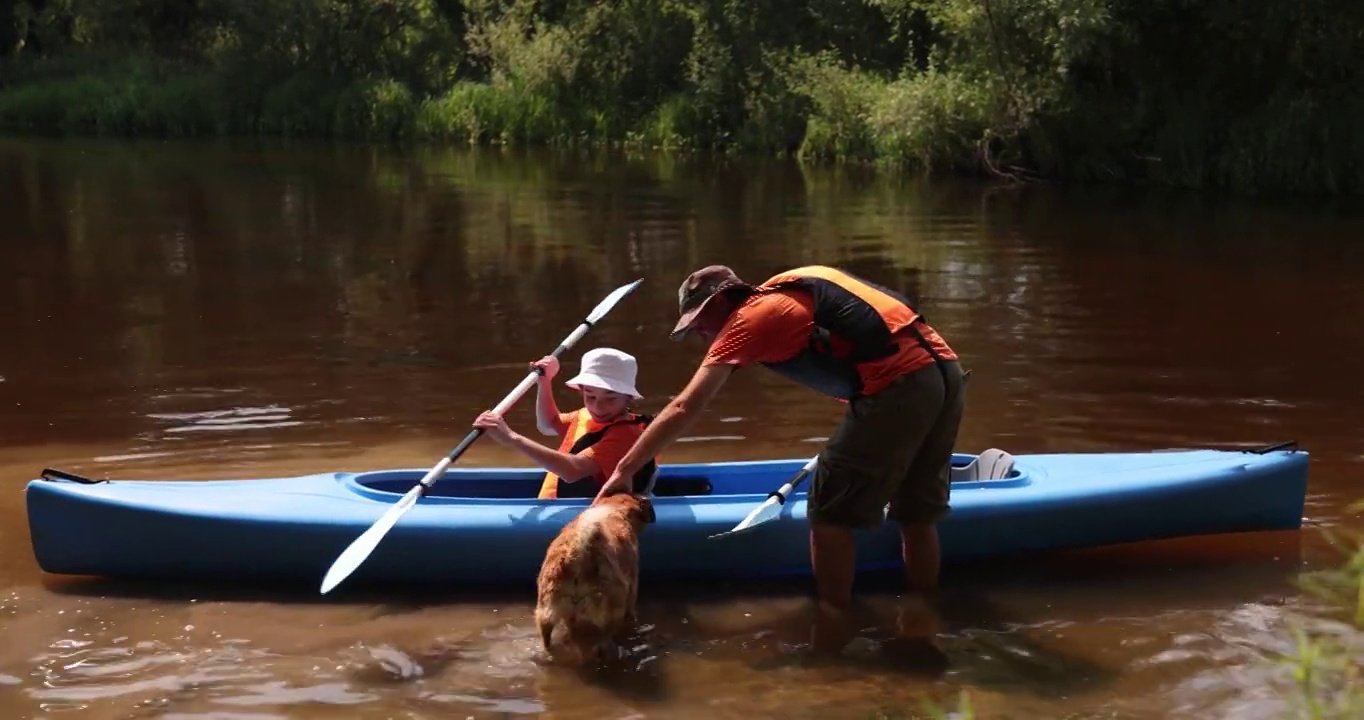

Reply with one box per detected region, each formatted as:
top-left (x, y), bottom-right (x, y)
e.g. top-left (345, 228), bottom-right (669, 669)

top-left (473, 411), bottom-right (514, 445)
top-left (530, 355), bottom-right (560, 382)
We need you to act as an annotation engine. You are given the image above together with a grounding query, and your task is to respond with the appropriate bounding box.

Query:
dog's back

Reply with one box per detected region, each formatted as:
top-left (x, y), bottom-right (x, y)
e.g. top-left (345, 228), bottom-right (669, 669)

top-left (535, 494), bottom-right (652, 667)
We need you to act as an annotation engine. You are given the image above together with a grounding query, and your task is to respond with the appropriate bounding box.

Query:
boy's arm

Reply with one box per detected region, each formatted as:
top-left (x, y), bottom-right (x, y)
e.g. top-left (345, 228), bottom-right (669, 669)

top-left (534, 377), bottom-right (567, 436)
top-left (505, 431), bottom-right (597, 480)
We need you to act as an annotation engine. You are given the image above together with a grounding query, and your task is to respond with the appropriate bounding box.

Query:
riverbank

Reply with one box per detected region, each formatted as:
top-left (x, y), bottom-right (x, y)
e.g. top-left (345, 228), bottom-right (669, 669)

top-left (1, 0), bottom-right (1359, 196)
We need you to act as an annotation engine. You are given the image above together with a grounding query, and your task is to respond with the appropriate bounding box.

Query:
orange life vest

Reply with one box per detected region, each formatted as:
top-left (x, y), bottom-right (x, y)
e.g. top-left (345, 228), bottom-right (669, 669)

top-left (537, 408), bottom-right (658, 499)
top-left (753, 265), bottom-right (951, 400)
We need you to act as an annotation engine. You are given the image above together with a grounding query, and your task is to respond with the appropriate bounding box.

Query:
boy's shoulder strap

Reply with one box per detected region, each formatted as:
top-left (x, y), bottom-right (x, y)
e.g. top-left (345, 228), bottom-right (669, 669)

top-left (566, 412), bottom-right (652, 455)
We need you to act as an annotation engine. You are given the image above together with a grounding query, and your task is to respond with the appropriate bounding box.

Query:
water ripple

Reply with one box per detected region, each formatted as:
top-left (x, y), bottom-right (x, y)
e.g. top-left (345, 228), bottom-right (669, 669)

top-left (213, 681), bottom-right (378, 706)
top-left (161, 713), bottom-right (287, 720)
top-left (92, 450), bottom-right (181, 463)
top-left (147, 406), bottom-right (304, 434)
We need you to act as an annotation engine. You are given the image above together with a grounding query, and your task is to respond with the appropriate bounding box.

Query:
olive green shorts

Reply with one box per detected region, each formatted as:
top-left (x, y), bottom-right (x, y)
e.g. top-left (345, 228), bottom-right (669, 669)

top-left (808, 360), bottom-right (966, 528)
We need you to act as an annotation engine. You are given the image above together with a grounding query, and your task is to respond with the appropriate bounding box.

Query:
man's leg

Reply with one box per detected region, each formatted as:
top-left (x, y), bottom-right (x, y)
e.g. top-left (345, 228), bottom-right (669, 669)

top-left (899, 523), bottom-right (941, 592)
top-left (809, 521), bottom-right (859, 608)
top-left (889, 360), bottom-right (965, 592)
top-left (807, 369), bottom-right (944, 608)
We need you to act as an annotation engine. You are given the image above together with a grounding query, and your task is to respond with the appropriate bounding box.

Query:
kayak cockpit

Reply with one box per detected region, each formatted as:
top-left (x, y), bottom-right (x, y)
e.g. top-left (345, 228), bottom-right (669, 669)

top-left (347, 467), bottom-right (717, 500)
top-left (342, 449), bottom-right (1023, 502)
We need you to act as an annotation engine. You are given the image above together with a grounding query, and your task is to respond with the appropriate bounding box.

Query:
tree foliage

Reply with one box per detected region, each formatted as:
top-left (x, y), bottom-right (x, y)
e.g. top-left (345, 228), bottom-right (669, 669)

top-left (0, 0), bottom-right (1360, 194)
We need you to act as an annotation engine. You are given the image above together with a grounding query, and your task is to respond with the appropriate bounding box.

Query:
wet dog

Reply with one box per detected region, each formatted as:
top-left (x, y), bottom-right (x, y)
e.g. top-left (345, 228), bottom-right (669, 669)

top-left (534, 492), bottom-right (655, 668)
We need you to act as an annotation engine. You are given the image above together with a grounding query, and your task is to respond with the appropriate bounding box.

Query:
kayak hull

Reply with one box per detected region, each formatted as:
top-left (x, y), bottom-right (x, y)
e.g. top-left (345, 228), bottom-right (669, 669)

top-left (25, 445), bottom-right (1310, 589)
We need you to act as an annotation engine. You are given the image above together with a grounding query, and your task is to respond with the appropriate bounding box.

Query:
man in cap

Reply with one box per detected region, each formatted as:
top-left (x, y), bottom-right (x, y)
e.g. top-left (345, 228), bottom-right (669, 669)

top-left (596, 264), bottom-right (966, 608)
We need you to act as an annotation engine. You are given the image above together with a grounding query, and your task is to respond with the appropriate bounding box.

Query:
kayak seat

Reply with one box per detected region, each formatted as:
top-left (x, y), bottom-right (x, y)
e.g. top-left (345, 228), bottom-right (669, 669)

top-left (950, 448), bottom-right (1015, 483)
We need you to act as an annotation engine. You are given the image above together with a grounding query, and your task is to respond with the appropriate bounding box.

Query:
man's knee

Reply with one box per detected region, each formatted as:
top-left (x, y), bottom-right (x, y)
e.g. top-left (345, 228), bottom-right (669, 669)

top-left (887, 501), bottom-right (949, 526)
top-left (808, 467), bottom-right (893, 528)
top-left (808, 500), bottom-right (887, 529)
top-left (887, 461), bottom-right (951, 525)
top-left (897, 520), bottom-right (939, 542)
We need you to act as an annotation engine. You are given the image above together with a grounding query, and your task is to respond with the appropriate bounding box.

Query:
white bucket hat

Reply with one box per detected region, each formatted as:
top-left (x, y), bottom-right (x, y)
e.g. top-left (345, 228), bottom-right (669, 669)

top-left (564, 348), bottom-right (642, 400)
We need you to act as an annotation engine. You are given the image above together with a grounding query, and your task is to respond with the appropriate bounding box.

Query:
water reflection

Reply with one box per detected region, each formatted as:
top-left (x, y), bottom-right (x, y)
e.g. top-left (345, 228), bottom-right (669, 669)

top-left (6, 138), bottom-right (1358, 462)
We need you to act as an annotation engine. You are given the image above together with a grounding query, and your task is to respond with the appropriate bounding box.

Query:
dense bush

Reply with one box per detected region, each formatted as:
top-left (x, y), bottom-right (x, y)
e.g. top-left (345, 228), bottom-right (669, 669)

top-left (0, 0), bottom-right (1360, 194)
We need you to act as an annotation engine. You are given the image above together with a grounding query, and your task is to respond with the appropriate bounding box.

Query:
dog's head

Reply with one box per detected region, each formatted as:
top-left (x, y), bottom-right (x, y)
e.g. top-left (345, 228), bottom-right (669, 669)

top-left (594, 492), bottom-right (656, 529)
top-left (543, 620), bottom-right (618, 669)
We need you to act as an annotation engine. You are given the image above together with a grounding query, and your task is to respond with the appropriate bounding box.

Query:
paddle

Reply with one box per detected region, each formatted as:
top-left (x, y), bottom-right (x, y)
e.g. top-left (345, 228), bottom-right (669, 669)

top-left (708, 369), bottom-right (973, 540)
top-left (319, 278), bottom-right (645, 595)
top-left (708, 455), bottom-right (818, 540)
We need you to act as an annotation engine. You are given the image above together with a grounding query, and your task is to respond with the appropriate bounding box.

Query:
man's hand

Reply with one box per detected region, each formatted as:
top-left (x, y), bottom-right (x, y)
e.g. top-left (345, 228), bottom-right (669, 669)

top-left (596, 467), bottom-right (634, 501)
top-left (592, 362), bottom-right (738, 503)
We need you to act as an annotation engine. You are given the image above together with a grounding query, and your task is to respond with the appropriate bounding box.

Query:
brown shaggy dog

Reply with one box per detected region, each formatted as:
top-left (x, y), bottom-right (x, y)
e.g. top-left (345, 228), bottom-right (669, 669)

top-left (534, 492), bottom-right (655, 668)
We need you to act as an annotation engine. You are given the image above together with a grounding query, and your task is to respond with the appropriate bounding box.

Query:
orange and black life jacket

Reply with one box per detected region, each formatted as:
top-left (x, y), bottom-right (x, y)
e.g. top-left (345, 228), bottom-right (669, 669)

top-left (537, 409), bottom-right (658, 500)
top-left (752, 265), bottom-right (950, 400)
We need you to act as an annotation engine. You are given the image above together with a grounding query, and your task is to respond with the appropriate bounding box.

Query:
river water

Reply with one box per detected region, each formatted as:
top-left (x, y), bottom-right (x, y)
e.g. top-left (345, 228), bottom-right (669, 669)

top-left (0, 138), bottom-right (1360, 719)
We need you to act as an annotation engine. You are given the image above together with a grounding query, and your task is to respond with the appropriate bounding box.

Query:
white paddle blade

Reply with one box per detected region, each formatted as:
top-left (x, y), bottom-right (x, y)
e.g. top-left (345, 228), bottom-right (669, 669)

top-left (586, 279), bottom-right (644, 324)
top-left (318, 281), bottom-right (641, 595)
top-left (319, 486), bottom-right (421, 594)
top-left (709, 456), bottom-right (818, 540)
top-left (486, 282), bottom-right (638, 418)
top-left (708, 496), bottom-right (783, 539)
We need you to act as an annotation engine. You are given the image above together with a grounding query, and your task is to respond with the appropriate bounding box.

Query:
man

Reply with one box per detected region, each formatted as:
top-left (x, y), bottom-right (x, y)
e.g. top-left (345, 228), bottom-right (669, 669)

top-left (595, 264), bottom-right (966, 608)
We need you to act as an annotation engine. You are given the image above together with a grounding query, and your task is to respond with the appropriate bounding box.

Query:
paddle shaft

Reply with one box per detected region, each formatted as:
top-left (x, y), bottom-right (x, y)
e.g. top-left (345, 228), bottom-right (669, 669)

top-left (765, 456), bottom-right (818, 506)
top-left (414, 321), bottom-right (595, 494)
top-left (318, 280), bottom-right (642, 594)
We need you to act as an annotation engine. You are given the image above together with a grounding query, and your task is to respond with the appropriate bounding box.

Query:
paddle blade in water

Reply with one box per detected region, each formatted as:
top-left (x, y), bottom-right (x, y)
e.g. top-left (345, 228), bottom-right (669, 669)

top-left (319, 486), bottom-right (421, 594)
top-left (587, 279), bottom-right (644, 324)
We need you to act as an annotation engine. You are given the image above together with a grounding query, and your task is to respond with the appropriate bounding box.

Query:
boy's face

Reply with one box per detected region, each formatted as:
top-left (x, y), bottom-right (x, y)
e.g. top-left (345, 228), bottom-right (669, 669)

top-left (580, 386), bottom-right (630, 421)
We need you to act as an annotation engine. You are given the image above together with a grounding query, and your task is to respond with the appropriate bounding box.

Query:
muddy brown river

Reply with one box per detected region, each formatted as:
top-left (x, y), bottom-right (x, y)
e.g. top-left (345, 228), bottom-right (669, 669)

top-left (0, 138), bottom-right (1360, 719)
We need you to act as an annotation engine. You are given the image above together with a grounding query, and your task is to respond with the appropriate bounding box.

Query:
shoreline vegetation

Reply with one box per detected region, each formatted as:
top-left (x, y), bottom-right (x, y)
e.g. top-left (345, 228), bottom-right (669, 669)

top-left (1282, 502), bottom-right (1364, 720)
top-left (909, 504), bottom-right (1363, 719)
top-left (0, 0), bottom-right (1360, 196)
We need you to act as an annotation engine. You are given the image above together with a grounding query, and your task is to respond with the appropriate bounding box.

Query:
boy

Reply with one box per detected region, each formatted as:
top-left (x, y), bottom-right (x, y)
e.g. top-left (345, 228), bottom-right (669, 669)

top-left (472, 348), bottom-right (657, 499)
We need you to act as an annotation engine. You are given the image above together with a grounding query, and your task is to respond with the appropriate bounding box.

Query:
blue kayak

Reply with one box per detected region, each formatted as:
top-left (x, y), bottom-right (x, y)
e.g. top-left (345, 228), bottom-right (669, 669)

top-left (24, 442), bottom-right (1308, 588)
